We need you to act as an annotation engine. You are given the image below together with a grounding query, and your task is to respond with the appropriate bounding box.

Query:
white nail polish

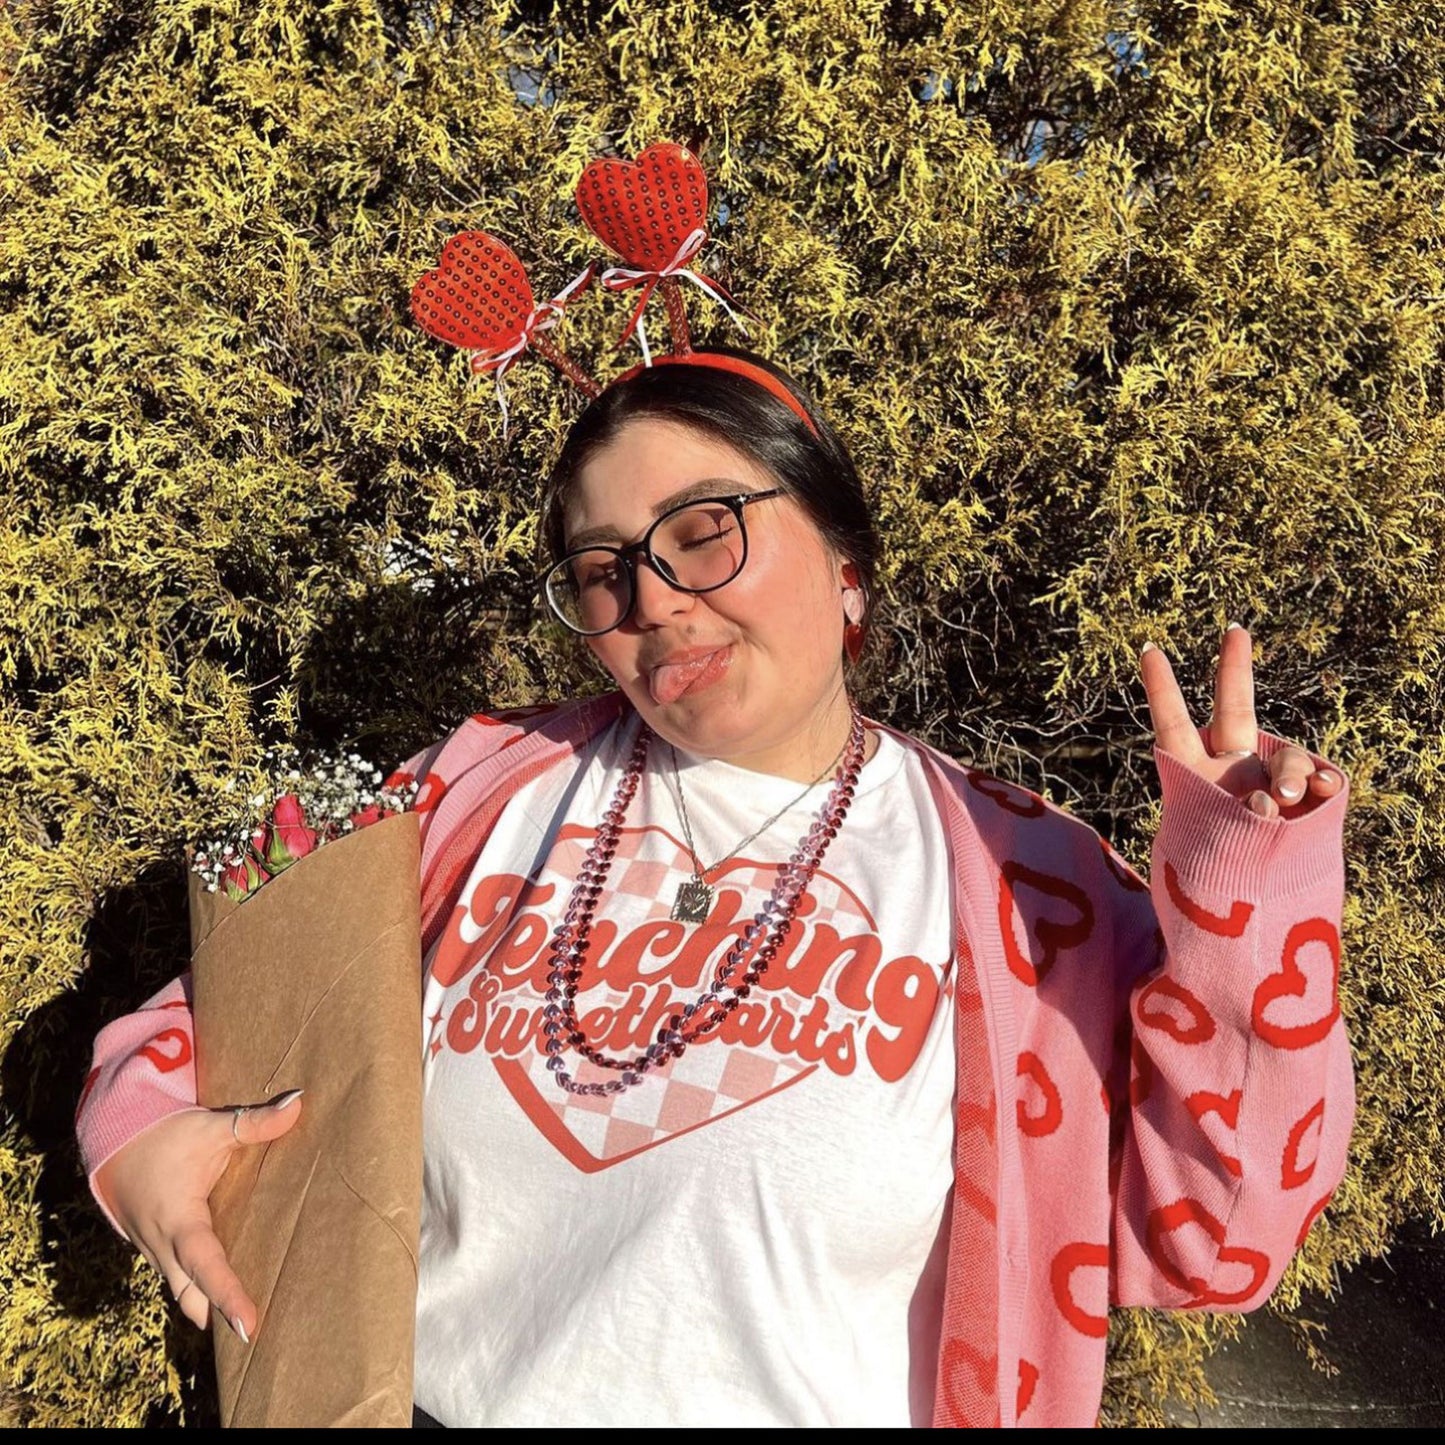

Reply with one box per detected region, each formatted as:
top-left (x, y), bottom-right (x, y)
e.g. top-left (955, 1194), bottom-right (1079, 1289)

top-left (1226, 621), bottom-right (1244, 632)
top-left (232, 1316), bottom-right (250, 1344)
top-left (1140, 641), bottom-right (1158, 657)
top-left (273, 1088), bottom-right (304, 1110)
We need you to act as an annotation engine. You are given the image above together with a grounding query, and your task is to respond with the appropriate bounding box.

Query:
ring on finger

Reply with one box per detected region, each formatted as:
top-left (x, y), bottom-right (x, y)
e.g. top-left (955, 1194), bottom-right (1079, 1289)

top-left (1214, 748), bottom-right (1258, 758)
top-left (231, 1105), bottom-right (249, 1142)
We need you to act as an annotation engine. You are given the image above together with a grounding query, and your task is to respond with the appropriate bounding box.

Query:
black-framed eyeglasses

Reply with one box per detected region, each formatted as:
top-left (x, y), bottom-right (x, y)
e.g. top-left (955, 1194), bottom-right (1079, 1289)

top-left (542, 489), bottom-right (783, 637)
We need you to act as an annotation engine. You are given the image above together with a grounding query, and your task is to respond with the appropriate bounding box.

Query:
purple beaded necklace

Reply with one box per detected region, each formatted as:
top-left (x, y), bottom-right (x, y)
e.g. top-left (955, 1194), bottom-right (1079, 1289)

top-left (540, 707), bottom-right (869, 1096)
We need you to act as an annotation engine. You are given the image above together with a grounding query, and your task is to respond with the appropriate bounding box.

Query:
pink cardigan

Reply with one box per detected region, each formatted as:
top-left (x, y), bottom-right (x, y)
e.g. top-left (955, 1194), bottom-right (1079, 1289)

top-left (78, 695), bottom-right (1354, 1427)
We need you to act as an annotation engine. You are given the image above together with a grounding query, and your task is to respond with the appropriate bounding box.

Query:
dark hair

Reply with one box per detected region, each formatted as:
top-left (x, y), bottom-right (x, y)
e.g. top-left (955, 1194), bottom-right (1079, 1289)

top-left (539, 346), bottom-right (879, 641)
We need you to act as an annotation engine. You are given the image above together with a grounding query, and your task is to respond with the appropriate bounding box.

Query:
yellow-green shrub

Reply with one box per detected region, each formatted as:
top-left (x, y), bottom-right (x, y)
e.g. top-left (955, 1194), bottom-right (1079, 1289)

top-left (1, 0), bottom-right (1441, 1426)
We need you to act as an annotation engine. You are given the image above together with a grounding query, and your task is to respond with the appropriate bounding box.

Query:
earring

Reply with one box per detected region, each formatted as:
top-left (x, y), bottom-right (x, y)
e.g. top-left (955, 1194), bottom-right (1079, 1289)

top-left (841, 562), bottom-right (866, 665)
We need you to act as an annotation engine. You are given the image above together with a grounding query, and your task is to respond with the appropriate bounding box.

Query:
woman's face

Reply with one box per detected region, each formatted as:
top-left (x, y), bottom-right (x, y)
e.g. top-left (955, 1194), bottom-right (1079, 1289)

top-left (563, 417), bottom-right (852, 776)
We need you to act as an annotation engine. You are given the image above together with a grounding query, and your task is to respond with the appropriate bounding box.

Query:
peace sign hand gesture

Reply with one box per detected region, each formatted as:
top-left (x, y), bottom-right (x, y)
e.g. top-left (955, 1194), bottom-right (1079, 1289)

top-left (1140, 624), bottom-right (1346, 819)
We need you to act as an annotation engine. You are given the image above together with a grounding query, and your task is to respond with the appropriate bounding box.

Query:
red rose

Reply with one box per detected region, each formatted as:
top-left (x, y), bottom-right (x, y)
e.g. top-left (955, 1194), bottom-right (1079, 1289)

top-left (222, 851), bottom-right (270, 901)
top-left (260, 792), bottom-right (318, 871)
top-left (274, 793), bottom-right (318, 854)
top-left (348, 803), bottom-right (383, 830)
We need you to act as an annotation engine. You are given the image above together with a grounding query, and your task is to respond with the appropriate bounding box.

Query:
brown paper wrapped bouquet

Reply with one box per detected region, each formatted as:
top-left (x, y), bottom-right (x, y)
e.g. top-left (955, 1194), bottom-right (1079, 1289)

top-left (186, 751), bottom-right (426, 1427)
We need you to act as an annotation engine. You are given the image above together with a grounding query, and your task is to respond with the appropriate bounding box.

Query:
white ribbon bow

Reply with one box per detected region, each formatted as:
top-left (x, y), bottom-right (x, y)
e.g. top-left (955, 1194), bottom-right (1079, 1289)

top-left (599, 228), bottom-right (751, 362)
top-left (469, 264), bottom-right (595, 437)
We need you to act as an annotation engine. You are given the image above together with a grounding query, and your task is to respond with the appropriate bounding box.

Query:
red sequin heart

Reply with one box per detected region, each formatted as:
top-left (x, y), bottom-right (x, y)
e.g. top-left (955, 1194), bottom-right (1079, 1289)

top-left (410, 232), bottom-right (535, 354)
top-left (575, 142), bottom-right (709, 271)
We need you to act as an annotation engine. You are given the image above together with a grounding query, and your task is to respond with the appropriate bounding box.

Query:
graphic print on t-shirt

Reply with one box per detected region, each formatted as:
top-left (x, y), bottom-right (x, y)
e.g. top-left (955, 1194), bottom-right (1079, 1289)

top-left (423, 730), bottom-right (953, 1173)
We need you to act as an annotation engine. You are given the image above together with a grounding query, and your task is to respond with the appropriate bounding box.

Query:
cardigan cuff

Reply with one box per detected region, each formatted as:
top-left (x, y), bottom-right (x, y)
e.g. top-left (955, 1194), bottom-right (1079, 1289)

top-left (82, 1096), bottom-right (211, 1238)
top-left (1152, 725), bottom-right (1349, 900)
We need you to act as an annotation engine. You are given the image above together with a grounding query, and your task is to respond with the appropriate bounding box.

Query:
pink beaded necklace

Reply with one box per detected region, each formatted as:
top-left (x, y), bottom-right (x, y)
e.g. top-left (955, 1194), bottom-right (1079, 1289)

top-left (540, 708), bottom-right (869, 1096)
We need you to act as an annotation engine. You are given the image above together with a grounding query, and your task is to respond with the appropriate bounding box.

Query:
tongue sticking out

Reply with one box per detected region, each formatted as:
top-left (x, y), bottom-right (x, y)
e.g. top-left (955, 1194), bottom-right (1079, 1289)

top-left (649, 648), bottom-right (730, 706)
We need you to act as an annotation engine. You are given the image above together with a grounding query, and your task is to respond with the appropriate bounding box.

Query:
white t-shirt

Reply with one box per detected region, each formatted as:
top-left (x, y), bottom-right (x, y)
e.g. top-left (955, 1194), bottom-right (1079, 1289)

top-left (413, 712), bottom-right (957, 1427)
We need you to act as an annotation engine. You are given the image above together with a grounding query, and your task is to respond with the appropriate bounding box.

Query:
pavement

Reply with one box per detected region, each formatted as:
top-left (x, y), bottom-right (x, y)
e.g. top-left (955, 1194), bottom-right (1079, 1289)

top-left (1168, 1219), bottom-right (1445, 1427)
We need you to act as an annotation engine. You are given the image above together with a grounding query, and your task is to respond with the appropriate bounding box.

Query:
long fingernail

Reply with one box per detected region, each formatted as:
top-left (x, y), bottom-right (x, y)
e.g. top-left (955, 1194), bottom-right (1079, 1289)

top-left (232, 1316), bottom-right (250, 1344)
top-left (273, 1088), bottom-right (304, 1110)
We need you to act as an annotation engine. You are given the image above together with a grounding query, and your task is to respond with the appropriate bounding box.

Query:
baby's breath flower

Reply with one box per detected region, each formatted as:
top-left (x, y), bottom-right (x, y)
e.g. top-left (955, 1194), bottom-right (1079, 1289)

top-left (192, 745), bottom-right (419, 891)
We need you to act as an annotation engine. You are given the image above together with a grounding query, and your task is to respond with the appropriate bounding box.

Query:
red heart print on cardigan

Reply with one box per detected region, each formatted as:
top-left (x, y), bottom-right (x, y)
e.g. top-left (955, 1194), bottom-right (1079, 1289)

top-left (1050, 1240), bottom-right (1110, 1339)
top-left (1252, 917), bottom-right (1341, 1049)
top-left (1296, 1191), bottom-right (1334, 1247)
top-left (954, 1085), bottom-right (996, 1226)
top-left (414, 771), bottom-right (450, 814)
top-left (1016, 1051), bottom-right (1064, 1137)
top-left (966, 770), bottom-right (1046, 818)
top-left (1129, 1031), bottom-right (1156, 1103)
top-left (939, 1336), bottom-right (1000, 1429)
top-left (1184, 1089), bottom-right (1242, 1178)
top-left (1162, 859), bottom-right (1255, 937)
top-left (1017, 1358), bottom-right (1040, 1419)
top-left (140, 1027), bottom-right (192, 1073)
top-left (955, 1169), bottom-right (998, 1225)
top-left (956, 1093), bottom-right (998, 1146)
top-left (1102, 1009), bottom-right (1130, 1111)
top-left (1098, 834), bottom-right (1149, 892)
top-left (1281, 1099), bottom-right (1325, 1189)
top-left (75, 1065), bottom-right (101, 1123)
top-left (1137, 976), bottom-right (1217, 1044)
top-left (998, 862), bottom-right (1095, 986)
top-left (1146, 1197), bottom-right (1271, 1307)
top-left (575, 142), bottom-right (709, 270)
top-left (472, 705), bottom-right (559, 728)
top-left (410, 231), bottom-right (535, 355)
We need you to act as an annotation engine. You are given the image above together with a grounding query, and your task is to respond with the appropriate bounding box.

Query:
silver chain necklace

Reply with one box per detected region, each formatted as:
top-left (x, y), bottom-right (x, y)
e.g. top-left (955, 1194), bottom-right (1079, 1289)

top-left (666, 731), bottom-right (853, 924)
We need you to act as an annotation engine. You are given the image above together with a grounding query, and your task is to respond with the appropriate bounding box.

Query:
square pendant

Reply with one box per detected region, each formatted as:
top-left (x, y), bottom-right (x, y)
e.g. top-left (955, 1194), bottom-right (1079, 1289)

top-left (671, 879), bottom-right (715, 924)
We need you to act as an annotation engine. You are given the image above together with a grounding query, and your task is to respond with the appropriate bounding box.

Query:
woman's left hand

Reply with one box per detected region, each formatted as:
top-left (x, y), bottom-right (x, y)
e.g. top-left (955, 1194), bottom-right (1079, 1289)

top-left (1139, 623), bottom-right (1346, 819)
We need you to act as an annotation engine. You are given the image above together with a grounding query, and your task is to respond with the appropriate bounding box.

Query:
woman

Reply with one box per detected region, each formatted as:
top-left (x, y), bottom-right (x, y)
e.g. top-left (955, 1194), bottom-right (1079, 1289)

top-left (78, 349), bottom-right (1353, 1428)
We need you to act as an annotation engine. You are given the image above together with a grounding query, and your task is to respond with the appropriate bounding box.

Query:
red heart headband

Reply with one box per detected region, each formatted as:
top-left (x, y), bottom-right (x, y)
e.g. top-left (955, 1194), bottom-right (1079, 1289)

top-left (410, 142), bottom-right (819, 439)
